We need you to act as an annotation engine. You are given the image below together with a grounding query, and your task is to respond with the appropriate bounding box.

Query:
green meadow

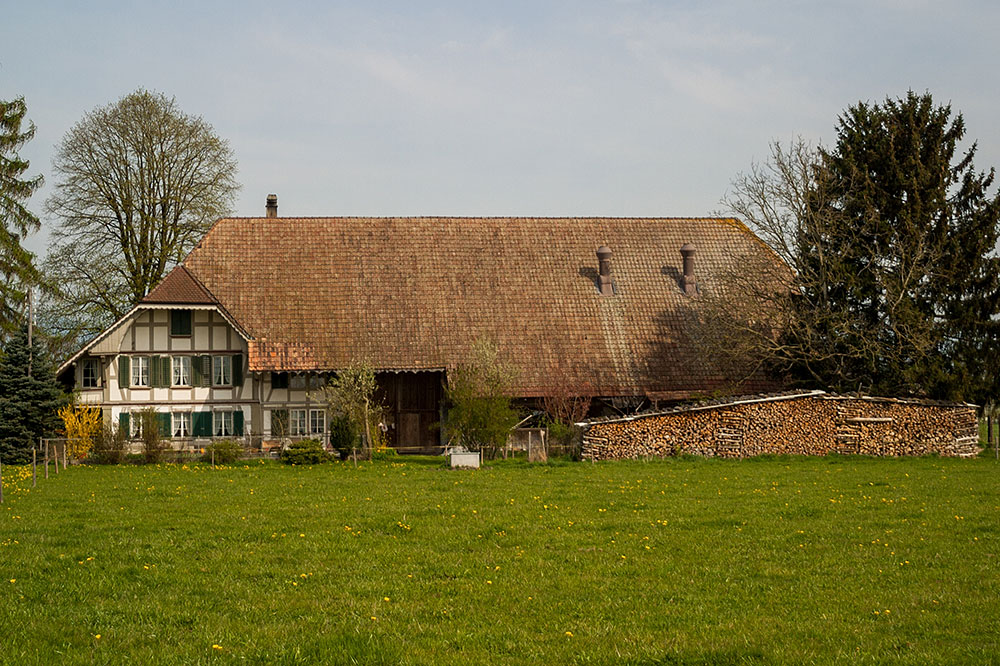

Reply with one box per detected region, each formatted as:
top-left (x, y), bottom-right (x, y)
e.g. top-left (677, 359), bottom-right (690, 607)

top-left (1, 455), bottom-right (998, 665)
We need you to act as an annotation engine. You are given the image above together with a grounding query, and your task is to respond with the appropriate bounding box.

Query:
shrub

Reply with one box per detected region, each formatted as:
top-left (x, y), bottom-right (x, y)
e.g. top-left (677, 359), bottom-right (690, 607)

top-left (328, 413), bottom-right (360, 460)
top-left (280, 438), bottom-right (331, 465)
top-left (91, 422), bottom-right (128, 465)
top-left (138, 408), bottom-right (169, 464)
top-left (317, 363), bottom-right (386, 460)
top-left (202, 439), bottom-right (244, 464)
top-left (58, 404), bottom-right (102, 459)
top-left (444, 338), bottom-right (520, 460)
top-left (371, 446), bottom-right (398, 462)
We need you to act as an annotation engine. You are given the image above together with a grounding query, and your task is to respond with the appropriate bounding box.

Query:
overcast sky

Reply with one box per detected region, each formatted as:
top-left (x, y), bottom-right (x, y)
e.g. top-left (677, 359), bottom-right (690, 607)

top-left (6, 0), bottom-right (999, 256)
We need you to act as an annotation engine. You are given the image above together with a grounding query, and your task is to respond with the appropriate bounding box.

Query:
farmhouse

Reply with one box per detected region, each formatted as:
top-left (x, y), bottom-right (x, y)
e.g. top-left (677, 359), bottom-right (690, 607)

top-left (57, 197), bottom-right (785, 450)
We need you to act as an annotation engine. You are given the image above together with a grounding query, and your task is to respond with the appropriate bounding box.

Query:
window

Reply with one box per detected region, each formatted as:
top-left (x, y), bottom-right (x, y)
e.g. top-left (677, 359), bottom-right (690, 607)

top-left (212, 356), bottom-right (232, 386)
top-left (214, 411), bottom-right (233, 437)
top-left (290, 409), bottom-right (308, 435)
top-left (170, 310), bottom-right (192, 336)
top-left (271, 372), bottom-right (288, 389)
top-left (172, 412), bottom-right (191, 438)
top-left (290, 374), bottom-right (308, 390)
top-left (130, 413), bottom-right (143, 438)
top-left (172, 356), bottom-right (191, 386)
top-left (82, 359), bottom-right (100, 389)
top-left (310, 409), bottom-right (326, 434)
top-left (131, 356), bottom-right (150, 387)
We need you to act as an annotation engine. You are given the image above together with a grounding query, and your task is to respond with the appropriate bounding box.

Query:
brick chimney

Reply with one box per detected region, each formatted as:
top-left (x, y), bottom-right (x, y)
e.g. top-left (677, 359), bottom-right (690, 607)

top-left (597, 246), bottom-right (614, 296)
top-left (265, 194), bottom-right (278, 218)
top-left (680, 243), bottom-right (697, 296)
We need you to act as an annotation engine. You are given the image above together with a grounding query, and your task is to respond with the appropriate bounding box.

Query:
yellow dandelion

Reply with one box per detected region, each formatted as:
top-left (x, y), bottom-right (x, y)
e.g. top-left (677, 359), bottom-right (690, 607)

top-left (212, 644), bottom-right (222, 650)
top-left (95, 634), bottom-right (101, 640)
top-left (565, 631), bottom-right (574, 637)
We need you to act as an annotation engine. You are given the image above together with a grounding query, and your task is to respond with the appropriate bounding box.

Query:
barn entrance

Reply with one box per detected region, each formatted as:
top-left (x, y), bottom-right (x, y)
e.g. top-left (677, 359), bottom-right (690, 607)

top-left (377, 371), bottom-right (445, 451)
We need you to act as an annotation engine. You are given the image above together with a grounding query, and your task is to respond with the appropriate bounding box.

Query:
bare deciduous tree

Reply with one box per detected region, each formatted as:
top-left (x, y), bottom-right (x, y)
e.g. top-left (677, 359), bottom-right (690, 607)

top-left (43, 89), bottom-right (240, 343)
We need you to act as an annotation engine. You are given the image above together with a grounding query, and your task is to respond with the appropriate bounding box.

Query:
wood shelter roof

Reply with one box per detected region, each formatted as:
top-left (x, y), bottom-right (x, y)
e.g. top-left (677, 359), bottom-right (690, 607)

top-left (178, 216), bottom-right (783, 398)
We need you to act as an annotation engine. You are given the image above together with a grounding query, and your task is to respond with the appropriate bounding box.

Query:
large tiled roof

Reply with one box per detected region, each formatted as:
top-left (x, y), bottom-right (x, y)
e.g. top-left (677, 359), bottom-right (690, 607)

top-left (181, 216), bottom-right (783, 398)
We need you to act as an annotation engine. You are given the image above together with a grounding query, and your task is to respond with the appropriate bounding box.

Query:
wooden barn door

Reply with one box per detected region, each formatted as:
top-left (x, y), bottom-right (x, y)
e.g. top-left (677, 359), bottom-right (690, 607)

top-left (377, 372), bottom-right (444, 450)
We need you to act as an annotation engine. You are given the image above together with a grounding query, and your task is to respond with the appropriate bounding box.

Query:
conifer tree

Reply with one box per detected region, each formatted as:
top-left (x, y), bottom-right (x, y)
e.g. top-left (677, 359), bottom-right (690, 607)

top-left (813, 92), bottom-right (1000, 401)
top-left (0, 326), bottom-right (66, 463)
top-left (0, 97), bottom-right (44, 335)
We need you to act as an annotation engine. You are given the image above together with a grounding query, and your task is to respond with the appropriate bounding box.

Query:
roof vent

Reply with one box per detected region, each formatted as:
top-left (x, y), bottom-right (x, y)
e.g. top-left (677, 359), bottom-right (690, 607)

top-left (265, 194), bottom-right (278, 218)
top-left (597, 246), bottom-right (614, 296)
top-left (680, 243), bottom-right (697, 296)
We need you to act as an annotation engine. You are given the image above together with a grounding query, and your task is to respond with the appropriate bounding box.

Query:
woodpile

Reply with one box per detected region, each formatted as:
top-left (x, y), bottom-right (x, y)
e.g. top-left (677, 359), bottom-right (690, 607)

top-left (581, 391), bottom-right (979, 460)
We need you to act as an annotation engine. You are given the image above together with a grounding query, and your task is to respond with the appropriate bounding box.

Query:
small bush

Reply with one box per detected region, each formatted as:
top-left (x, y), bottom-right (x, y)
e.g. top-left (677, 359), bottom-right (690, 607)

top-left (137, 408), bottom-right (169, 464)
top-left (280, 438), bottom-right (331, 465)
top-left (328, 414), bottom-right (359, 460)
top-left (202, 439), bottom-right (244, 464)
top-left (371, 446), bottom-right (398, 462)
top-left (91, 423), bottom-right (128, 465)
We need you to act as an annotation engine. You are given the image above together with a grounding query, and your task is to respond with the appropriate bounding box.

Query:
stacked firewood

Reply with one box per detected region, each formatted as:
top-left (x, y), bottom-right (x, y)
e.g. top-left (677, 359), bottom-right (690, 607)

top-left (582, 393), bottom-right (979, 461)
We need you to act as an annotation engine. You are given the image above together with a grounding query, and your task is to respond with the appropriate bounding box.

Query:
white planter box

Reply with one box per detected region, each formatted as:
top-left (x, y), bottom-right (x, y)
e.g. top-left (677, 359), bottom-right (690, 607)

top-left (450, 451), bottom-right (481, 469)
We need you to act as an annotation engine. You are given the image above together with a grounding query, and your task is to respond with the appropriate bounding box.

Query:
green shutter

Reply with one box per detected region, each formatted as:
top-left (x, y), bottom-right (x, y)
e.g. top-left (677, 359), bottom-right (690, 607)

top-left (162, 356), bottom-right (172, 387)
top-left (271, 409), bottom-right (288, 437)
top-left (119, 356), bottom-right (130, 388)
top-left (150, 356), bottom-right (165, 388)
top-left (201, 356), bottom-right (212, 387)
top-left (233, 410), bottom-right (244, 436)
top-left (193, 411), bottom-right (212, 437)
top-left (232, 355), bottom-right (243, 387)
top-left (157, 412), bottom-right (171, 437)
top-left (191, 356), bottom-right (202, 385)
top-left (119, 412), bottom-right (130, 435)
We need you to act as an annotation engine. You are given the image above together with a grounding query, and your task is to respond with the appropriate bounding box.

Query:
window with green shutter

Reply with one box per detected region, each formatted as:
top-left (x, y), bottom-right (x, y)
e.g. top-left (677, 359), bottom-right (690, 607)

top-left (119, 412), bottom-right (130, 435)
top-left (232, 355), bottom-right (243, 387)
top-left (199, 356), bottom-right (212, 387)
top-left (156, 412), bottom-right (171, 437)
top-left (170, 310), bottom-right (192, 336)
top-left (193, 411), bottom-right (212, 437)
top-left (119, 356), bottom-right (130, 388)
top-left (233, 410), bottom-right (244, 436)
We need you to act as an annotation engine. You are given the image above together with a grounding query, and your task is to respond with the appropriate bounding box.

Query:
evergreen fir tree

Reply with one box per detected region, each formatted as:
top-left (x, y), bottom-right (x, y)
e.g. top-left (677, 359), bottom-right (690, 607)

top-left (0, 97), bottom-right (44, 335)
top-left (0, 326), bottom-right (66, 463)
top-left (810, 92), bottom-right (1000, 402)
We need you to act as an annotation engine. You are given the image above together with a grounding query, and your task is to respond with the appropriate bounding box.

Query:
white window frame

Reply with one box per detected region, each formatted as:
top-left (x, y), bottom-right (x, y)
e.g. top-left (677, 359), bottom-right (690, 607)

top-left (82, 359), bottom-right (100, 389)
top-left (309, 409), bottom-right (326, 435)
top-left (214, 411), bottom-right (234, 437)
top-left (212, 356), bottom-right (232, 386)
top-left (131, 356), bottom-right (150, 387)
top-left (172, 412), bottom-right (191, 438)
top-left (172, 356), bottom-right (191, 387)
top-left (130, 412), bottom-right (143, 438)
top-left (290, 409), bottom-right (308, 436)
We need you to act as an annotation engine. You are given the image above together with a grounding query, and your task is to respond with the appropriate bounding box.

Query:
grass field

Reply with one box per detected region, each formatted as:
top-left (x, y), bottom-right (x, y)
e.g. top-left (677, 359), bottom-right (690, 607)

top-left (1, 455), bottom-right (998, 665)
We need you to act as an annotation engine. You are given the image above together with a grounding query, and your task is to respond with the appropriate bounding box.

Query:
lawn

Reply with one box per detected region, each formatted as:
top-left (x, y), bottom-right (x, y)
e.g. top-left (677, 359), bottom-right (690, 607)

top-left (1, 455), bottom-right (998, 665)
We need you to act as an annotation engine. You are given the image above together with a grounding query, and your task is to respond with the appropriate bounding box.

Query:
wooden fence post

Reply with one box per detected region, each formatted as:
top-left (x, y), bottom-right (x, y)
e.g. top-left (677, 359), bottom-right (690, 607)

top-left (1, 456), bottom-right (4, 504)
top-left (212, 448), bottom-right (215, 469)
top-left (44, 440), bottom-right (49, 479)
top-left (33, 447), bottom-right (37, 487)
top-left (54, 441), bottom-right (59, 475)
top-left (63, 442), bottom-right (68, 470)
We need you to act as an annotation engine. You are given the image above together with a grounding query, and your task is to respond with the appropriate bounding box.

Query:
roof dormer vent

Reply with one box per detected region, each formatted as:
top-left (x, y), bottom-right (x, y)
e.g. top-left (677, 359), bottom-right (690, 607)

top-left (597, 246), bottom-right (614, 296)
top-left (680, 243), bottom-right (697, 296)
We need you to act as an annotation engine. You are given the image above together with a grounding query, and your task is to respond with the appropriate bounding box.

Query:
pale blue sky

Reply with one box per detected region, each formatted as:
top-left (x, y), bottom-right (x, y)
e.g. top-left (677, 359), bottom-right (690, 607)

top-left (5, 1), bottom-right (999, 256)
